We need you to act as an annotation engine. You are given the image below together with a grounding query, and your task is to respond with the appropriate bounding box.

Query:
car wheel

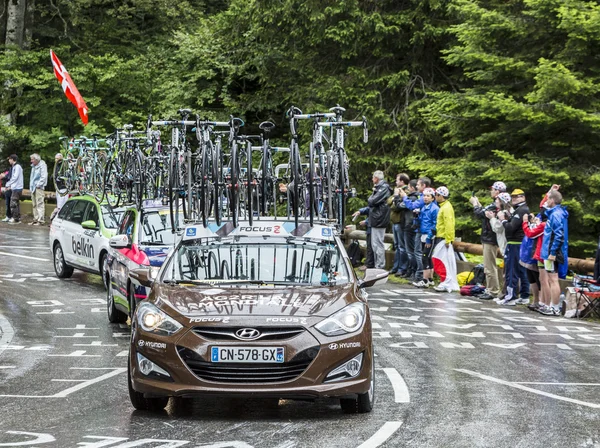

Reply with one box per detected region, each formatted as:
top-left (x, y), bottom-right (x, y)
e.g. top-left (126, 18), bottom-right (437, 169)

top-left (128, 362), bottom-right (169, 412)
top-left (129, 282), bottom-right (138, 320)
top-left (107, 273), bottom-right (127, 324)
top-left (100, 252), bottom-right (109, 290)
top-left (340, 355), bottom-right (375, 414)
top-left (53, 243), bottom-right (74, 279)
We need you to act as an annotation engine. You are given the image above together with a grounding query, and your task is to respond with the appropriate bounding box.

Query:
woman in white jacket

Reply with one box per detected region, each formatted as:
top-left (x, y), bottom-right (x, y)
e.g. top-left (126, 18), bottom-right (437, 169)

top-left (486, 192), bottom-right (513, 256)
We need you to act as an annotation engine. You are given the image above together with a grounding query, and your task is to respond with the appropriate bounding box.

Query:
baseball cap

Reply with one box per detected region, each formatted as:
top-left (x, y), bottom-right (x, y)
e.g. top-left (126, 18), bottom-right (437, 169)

top-left (498, 192), bottom-right (511, 203)
top-left (490, 181), bottom-right (507, 192)
top-left (435, 186), bottom-right (449, 198)
top-left (423, 188), bottom-right (436, 197)
top-left (511, 188), bottom-right (525, 196)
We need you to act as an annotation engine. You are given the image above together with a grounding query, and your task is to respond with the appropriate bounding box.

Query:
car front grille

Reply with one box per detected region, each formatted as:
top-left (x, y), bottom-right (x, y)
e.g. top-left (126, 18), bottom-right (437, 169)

top-left (177, 346), bottom-right (319, 384)
top-left (193, 326), bottom-right (305, 341)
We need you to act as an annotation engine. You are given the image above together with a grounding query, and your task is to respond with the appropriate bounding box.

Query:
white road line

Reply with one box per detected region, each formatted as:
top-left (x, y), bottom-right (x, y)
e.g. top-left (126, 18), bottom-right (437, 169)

top-left (356, 421), bottom-right (403, 448)
top-left (456, 369), bottom-right (600, 409)
top-left (514, 382), bottom-right (600, 386)
top-left (0, 251), bottom-right (49, 261)
top-left (0, 314), bottom-right (15, 355)
top-left (0, 246), bottom-right (48, 249)
top-left (0, 366), bottom-right (16, 369)
top-left (380, 368), bottom-right (410, 403)
top-left (0, 368), bottom-right (126, 398)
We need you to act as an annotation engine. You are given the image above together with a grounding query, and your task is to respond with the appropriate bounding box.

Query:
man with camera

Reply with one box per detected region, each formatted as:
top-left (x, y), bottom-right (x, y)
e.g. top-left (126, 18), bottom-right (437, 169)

top-left (470, 181), bottom-right (506, 300)
top-left (498, 189), bottom-right (531, 306)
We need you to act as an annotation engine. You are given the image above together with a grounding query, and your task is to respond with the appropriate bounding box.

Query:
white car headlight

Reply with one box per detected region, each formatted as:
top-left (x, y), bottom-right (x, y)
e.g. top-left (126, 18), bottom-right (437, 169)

top-left (315, 303), bottom-right (365, 336)
top-left (137, 302), bottom-right (182, 336)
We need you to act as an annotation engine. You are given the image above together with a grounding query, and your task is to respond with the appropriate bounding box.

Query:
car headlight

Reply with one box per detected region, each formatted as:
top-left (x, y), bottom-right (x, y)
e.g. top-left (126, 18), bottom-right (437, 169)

top-left (315, 303), bottom-right (365, 336)
top-left (137, 302), bottom-right (182, 336)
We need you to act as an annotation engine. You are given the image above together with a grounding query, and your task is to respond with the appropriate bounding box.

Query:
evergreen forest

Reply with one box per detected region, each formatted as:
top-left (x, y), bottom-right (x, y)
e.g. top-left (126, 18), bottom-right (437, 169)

top-left (1, 0), bottom-right (599, 257)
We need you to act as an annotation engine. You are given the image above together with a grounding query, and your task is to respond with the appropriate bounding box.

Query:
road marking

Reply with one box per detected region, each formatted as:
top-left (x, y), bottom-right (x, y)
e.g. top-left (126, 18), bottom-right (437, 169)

top-left (0, 246), bottom-right (48, 249)
top-left (514, 382), bottom-right (600, 386)
top-left (73, 341), bottom-right (118, 347)
top-left (0, 251), bottom-right (49, 261)
top-left (48, 350), bottom-right (100, 357)
top-left (57, 325), bottom-right (99, 330)
top-left (37, 310), bottom-right (74, 315)
top-left (0, 368), bottom-right (126, 398)
top-left (456, 369), bottom-right (600, 409)
top-left (0, 314), bottom-right (15, 355)
top-left (0, 431), bottom-right (55, 446)
top-left (356, 421), bottom-right (403, 448)
top-left (0, 366), bottom-right (16, 369)
top-left (379, 368), bottom-right (410, 403)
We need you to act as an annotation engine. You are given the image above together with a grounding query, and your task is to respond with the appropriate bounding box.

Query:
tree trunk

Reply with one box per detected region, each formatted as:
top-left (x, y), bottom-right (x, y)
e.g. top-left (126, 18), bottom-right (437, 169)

top-left (0, 0), bottom-right (8, 44)
top-left (5, 0), bottom-right (26, 47)
top-left (23, 0), bottom-right (32, 49)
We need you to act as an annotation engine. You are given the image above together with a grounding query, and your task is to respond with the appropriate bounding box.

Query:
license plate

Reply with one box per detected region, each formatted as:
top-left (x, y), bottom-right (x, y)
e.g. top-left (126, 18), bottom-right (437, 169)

top-left (211, 346), bottom-right (284, 363)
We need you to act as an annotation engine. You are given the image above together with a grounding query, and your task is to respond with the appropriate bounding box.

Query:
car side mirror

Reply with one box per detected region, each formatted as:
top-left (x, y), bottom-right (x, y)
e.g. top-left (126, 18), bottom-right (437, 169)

top-left (130, 268), bottom-right (153, 288)
top-left (82, 220), bottom-right (98, 230)
top-left (109, 234), bottom-right (131, 249)
top-left (359, 268), bottom-right (389, 289)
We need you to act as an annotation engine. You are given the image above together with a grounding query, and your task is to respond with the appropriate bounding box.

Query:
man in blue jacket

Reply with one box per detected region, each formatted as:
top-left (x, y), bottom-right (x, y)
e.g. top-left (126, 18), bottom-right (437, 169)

top-left (539, 189), bottom-right (568, 316)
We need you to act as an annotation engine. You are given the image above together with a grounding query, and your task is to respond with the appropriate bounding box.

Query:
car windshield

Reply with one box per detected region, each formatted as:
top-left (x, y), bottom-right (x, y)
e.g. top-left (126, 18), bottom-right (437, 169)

top-left (162, 237), bottom-right (350, 286)
top-left (101, 205), bottom-right (122, 229)
top-left (139, 210), bottom-right (181, 245)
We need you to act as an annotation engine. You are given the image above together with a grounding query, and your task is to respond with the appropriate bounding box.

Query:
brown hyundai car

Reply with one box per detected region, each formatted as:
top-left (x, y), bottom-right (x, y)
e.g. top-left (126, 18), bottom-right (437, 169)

top-left (127, 223), bottom-right (387, 413)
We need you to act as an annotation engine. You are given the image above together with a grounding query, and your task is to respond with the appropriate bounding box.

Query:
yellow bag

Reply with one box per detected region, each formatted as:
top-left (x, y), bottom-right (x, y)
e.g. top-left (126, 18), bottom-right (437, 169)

top-left (457, 271), bottom-right (474, 286)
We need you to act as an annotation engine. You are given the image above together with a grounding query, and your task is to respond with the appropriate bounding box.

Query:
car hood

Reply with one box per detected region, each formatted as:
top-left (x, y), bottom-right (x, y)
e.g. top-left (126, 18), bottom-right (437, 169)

top-left (152, 284), bottom-right (358, 318)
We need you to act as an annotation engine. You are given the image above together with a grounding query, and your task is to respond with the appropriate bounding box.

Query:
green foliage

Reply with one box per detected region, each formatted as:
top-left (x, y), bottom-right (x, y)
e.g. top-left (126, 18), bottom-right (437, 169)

top-left (1, 0), bottom-right (599, 257)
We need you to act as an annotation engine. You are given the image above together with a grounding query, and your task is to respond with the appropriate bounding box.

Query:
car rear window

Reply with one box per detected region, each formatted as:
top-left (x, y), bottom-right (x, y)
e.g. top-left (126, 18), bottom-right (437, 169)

top-left (139, 210), bottom-right (182, 246)
top-left (101, 205), bottom-right (121, 229)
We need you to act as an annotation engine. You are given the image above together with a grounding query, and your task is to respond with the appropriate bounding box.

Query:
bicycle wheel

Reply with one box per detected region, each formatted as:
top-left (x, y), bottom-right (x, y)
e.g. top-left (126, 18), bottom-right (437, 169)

top-left (103, 158), bottom-right (120, 207)
top-left (200, 144), bottom-right (212, 227)
top-left (260, 143), bottom-right (270, 216)
top-left (169, 146), bottom-right (181, 232)
top-left (229, 142), bottom-right (240, 228)
top-left (246, 143), bottom-right (253, 226)
top-left (290, 140), bottom-right (303, 228)
top-left (338, 147), bottom-right (346, 228)
top-left (213, 140), bottom-right (222, 226)
top-left (132, 151), bottom-right (144, 210)
top-left (76, 156), bottom-right (89, 195)
top-left (308, 142), bottom-right (315, 226)
top-left (92, 152), bottom-right (107, 202)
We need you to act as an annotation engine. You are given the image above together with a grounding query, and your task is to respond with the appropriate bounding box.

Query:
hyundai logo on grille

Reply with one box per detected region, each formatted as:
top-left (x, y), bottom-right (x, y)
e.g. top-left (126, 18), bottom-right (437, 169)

top-left (235, 328), bottom-right (261, 340)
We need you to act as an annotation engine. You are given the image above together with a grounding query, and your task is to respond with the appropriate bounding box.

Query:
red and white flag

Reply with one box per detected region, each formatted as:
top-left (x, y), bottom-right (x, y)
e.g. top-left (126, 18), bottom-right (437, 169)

top-left (50, 50), bottom-right (89, 125)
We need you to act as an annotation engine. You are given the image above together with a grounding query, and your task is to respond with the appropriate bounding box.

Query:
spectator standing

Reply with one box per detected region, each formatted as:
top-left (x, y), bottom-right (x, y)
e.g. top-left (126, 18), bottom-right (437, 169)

top-left (367, 171), bottom-right (391, 269)
top-left (433, 186), bottom-right (459, 292)
top-left (0, 164), bottom-right (12, 221)
top-left (400, 180), bottom-right (419, 280)
top-left (498, 189), bottom-right (530, 306)
top-left (51, 153), bottom-right (68, 220)
top-left (400, 176), bottom-right (432, 283)
top-left (29, 153), bottom-right (48, 226)
top-left (388, 174), bottom-right (410, 275)
top-left (522, 211), bottom-right (546, 311)
top-left (352, 207), bottom-right (374, 271)
top-left (539, 189), bottom-right (568, 316)
top-left (470, 181), bottom-right (506, 300)
top-left (413, 188), bottom-right (439, 288)
top-left (3, 154), bottom-right (23, 223)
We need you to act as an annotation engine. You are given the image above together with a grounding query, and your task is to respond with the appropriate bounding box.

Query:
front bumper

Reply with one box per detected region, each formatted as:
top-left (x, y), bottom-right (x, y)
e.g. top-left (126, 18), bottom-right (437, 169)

top-left (129, 324), bottom-right (373, 399)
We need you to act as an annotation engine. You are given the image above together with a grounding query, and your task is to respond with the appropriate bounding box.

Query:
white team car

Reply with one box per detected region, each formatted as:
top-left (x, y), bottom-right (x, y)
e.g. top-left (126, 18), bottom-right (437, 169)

top-left (49, 195), bottom-right (123, 289)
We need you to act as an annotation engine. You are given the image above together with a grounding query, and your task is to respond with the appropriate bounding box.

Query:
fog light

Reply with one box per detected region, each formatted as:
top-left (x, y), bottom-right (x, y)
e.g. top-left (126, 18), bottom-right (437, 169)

top-left (325, 353), bottom-right (364, 383)
top-left (137, 353), bottom-right (170, 378)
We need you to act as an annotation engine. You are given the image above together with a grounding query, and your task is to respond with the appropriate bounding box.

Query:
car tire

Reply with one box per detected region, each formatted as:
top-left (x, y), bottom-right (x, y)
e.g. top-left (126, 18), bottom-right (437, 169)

top-left (129, 282), bottom-right (138, 320)
top-left (53, 243), bottom-right (74, 279)
top-left (100, 252), bottom-right (109, 290)
top-left (128, 363), bottom-right (169, 412)
top-left (107, 273), bottom-right (127, 324)
top-left (340, 356), bottom-right (375, 414)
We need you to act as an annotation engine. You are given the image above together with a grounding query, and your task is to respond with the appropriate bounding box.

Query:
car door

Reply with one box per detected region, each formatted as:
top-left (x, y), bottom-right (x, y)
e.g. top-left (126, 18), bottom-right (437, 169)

top-left (80, 201), bottom-right (101, 272)
top-left (62, 199), bottom-right (89, 266)
top-left (111, 210), bottom-right (136, 302)
top-left (50, 200), bottom-right (75, 254)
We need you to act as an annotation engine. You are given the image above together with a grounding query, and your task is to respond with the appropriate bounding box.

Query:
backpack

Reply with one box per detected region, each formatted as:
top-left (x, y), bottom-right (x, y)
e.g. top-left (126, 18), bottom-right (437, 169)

top-left (468, 264), bottom-right (486, 286)
top-left (460, 285), bottom-right (486, 296)
top-left (347, 240), bottom-right (362, 267)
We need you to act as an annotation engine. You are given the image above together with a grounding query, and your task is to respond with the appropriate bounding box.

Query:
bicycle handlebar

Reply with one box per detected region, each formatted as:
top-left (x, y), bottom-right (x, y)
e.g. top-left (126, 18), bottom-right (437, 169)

top-left (295, 112), bottom-right (336, 120)
top-left (151, 120), bottom-right (196, 126)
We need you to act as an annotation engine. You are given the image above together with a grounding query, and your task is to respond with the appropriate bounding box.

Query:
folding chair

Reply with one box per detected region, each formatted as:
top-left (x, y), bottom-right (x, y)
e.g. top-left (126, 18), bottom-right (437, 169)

top-left (573, 274), bottom-right (600, 319)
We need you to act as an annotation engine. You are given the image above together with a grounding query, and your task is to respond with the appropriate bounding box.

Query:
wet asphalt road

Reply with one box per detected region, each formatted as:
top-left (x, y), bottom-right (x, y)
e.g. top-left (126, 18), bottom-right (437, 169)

top-left (1, 224), bottom-right (600, 447)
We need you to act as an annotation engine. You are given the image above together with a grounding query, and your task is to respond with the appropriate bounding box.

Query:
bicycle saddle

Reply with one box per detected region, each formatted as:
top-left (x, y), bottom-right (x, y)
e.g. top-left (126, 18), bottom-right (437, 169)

top-left (259, 121), bottom-right (275, 131)
top-left (329, 105), bottom-right (346, 114)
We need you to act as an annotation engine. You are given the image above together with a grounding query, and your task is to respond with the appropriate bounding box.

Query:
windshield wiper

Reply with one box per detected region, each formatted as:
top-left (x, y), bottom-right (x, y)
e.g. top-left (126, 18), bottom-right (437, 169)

top-left (139, 241), bottom-right (168, 246)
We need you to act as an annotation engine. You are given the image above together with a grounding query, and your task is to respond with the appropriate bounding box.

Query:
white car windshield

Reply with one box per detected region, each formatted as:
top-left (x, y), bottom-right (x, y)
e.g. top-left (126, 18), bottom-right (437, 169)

top-left (162, 237), bottom-right (350, 286)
